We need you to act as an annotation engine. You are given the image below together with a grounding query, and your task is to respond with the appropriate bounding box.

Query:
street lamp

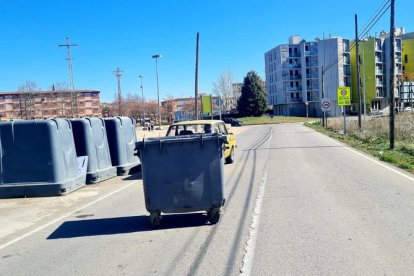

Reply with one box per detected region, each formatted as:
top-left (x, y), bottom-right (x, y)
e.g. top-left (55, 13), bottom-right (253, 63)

top-left (152, 54), bottom-right (162, 130)
top-left (139, 75), bottom-right (145, 124)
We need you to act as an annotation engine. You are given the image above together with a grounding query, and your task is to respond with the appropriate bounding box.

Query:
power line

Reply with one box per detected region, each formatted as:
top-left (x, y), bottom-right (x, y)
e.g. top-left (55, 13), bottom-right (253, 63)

top-left (323, 0), bottom-right (391, 74)
top-left (358, 0), bottom-right (391, 39)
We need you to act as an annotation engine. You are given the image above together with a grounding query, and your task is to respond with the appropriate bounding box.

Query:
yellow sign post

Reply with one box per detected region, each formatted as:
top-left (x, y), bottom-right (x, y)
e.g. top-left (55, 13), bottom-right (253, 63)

top-left (337, 87), bottom-right (351, 106)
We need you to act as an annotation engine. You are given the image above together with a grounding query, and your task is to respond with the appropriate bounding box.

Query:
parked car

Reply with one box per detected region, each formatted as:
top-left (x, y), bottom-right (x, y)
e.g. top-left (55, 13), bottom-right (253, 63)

top-left (223, 117), bottom-right (243, 127)
top-left (166, 120), bottom-right (237, 164)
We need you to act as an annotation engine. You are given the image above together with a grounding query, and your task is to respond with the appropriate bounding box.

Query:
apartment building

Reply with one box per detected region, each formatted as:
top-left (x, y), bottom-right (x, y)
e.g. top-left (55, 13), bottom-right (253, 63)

top-left (351, 30), bottom-right (403, 113)
top-left (0, 90), bottom-right (101, 120)
top-left (265, 35), bottom-right (350, 117)
top-left (402, 32), bottom-right (414, 78)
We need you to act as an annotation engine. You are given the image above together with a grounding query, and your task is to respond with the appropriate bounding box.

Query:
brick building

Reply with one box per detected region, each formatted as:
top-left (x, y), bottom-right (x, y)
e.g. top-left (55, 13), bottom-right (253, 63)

top-left (0, 90), bottom-right (101, 120)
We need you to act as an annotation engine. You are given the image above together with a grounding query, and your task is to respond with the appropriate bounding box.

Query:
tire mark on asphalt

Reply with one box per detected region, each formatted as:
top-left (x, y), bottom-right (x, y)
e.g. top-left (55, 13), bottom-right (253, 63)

top-left (164, 128), bottom-right (268, 275)
top-left (188, 127), bottom-right (272, 276)
top-left (225, 128), bottom-right (272, 275)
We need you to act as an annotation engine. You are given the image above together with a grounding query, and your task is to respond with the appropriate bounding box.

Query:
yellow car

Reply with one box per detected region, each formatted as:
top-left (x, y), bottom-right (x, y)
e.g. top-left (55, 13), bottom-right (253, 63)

top-left (166, 120), bottom-right (237, 164)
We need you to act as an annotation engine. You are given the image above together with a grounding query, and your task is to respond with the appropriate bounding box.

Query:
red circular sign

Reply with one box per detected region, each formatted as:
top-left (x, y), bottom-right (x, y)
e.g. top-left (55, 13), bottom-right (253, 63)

top-left (322, 101), bottom-right (330, 108)
top-left (341, 89), bottom-right (347, 96)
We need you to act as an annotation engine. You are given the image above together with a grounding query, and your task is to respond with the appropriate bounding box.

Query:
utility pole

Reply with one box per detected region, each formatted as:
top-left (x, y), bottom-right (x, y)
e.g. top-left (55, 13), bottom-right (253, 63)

top-left (355, 14), bottom-right (362, 129)
top-left (389, 0), bottom-right (395, 149)
top-left (195, 32), bottom-right (200, 120)
top-left (59, 36), bottom-right (78, 117)
top-left (113, 67), bottom-right (123, 116)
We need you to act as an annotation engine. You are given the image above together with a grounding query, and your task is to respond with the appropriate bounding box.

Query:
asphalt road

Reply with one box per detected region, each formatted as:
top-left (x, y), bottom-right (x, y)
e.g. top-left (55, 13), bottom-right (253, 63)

top-left (1, 123), bottom-right (414, 275)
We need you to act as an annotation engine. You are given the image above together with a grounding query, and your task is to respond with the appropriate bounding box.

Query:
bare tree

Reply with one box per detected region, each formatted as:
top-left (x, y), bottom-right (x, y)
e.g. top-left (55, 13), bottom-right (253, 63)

top-left (50, 82), bottom-right (69, 117)
top-left (212, 70), bottom-right (234, 111)
top-left (18, 81), bottom-right (39, 119)
top-left (123, 94), bottom-right (142, 119)
top-left (162, 95), bottom-right (176, 124)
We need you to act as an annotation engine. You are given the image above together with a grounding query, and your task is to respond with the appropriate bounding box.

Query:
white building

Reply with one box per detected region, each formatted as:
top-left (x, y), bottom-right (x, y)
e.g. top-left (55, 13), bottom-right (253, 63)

top-left (265, 35), bottom-right (351, 117)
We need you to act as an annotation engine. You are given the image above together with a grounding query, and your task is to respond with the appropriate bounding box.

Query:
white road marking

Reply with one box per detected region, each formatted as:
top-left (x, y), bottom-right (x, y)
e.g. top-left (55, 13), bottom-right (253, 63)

top-left (240, 130), bottom-right (272, 276)
top-left (0, 181), bottom-right (138, 251)
top-left (324, 133), bottom-right (414, 182)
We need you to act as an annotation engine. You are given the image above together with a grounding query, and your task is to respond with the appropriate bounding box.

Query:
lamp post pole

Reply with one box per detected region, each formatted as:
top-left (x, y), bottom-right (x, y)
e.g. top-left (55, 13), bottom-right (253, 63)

top-left (139, 75), bottom-right (145, 124)
top-left (152, 54), bottom-right (162, 129)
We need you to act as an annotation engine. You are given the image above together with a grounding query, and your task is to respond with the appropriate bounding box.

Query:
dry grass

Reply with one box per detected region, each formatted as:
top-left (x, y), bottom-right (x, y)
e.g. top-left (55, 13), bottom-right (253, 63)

top-left (307, 113), bottom-right (414, 173)
top-left (327, 113), bottom-right (414, 143)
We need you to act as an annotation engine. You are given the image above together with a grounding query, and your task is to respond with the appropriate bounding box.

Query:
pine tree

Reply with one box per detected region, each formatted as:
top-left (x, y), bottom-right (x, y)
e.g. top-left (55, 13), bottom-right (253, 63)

top-left (237, 71), bottom-right (267, 116)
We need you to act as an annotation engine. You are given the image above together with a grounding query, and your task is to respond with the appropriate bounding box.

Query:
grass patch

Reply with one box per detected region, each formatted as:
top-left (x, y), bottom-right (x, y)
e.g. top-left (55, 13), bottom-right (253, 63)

top-left (305, 120), bottom-right (414, 174)
top-left (239, 116), bottom-right (315, 125)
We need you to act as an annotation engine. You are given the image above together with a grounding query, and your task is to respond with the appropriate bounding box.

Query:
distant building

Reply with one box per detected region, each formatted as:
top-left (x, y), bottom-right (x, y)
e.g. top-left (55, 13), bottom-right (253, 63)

top-left (161, 95), bottom-right (222, 121)
top-left (265, 35), bottom-right (350, 117)
top-left (230, 83), bottom-right (242, 111)
top-left (0, 90), bottom-right (101, 120)
top-left (351, 29), bottom-right (403, 113)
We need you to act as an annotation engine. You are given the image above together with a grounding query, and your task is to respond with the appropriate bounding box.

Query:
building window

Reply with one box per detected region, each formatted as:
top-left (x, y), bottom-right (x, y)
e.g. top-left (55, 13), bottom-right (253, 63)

top-left (305, 45), bottom-right (309, 51)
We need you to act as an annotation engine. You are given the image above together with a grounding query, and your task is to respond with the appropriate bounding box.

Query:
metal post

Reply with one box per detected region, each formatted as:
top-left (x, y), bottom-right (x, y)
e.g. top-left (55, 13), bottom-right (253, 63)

top-left (152, 54), bottom-right (162, 129)
top-left (343, 106), bottom-right (347, 134)
top-left (139, 75), bottom-right (145, 122)
top-left (410, 82), bottom-right (413, 110)
top-left (195, 32), bottom-right (199, 120)
top-left (219, 97), bottom-right (222, 120)
top-left (362, 41), bottom-right (367, 120)
top-left (321, 66), bottom-right (325, 127)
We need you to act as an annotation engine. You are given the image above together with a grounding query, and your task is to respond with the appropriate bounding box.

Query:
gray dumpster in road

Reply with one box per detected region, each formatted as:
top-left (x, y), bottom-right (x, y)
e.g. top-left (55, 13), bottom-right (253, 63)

top-left (0, 119), bottom-right (87, 198)
top-left (136, 134), bottom-right (226, 227)
top-left (71, 118), bottom-right (117, 184)
top-left (104, 117), bottom-right (140, 175)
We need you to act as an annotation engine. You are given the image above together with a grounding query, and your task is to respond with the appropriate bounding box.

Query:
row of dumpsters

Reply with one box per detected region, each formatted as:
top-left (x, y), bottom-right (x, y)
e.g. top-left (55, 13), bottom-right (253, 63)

top-left (0, 117), bottom-right (140, 198)
top-left (1, 117), bottom-right (227, 226)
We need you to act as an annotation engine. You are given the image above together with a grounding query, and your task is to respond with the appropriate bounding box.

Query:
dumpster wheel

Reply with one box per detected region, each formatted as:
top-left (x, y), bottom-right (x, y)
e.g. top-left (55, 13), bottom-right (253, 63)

top-left (225, 147), bottom-right (234, 164)
top-left (207, 208), bottom-right (221, 224)
top-left (148, 211), bottom-right (161, 228)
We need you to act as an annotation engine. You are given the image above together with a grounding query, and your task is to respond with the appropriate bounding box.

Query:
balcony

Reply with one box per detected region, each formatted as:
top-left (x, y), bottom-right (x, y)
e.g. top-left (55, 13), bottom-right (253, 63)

top-left (306, 74), bottom-right (318, 79)
top-left (376, 69), bottom-right (383, 75)
top-left (344, 67), bottom-right (351, 76)
top-left (289, 75), bottom-right (301, 80)
top-left (288, 63), bottom-right (301, 68)
top-left (289, 52), bottom-right (300, 58)
top-left (289, 86), bottom-right (302, 92)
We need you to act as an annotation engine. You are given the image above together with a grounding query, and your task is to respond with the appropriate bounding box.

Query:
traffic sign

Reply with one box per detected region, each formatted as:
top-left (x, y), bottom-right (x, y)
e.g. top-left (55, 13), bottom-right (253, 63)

top-left (321, 98), bottom-right (331, 112)
top-left (337, 87), bottom-right (351, 106)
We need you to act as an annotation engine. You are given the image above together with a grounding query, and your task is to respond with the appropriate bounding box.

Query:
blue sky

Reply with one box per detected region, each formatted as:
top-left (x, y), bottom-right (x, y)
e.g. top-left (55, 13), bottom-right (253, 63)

top-left (0, 0), bottom-right (411, 102)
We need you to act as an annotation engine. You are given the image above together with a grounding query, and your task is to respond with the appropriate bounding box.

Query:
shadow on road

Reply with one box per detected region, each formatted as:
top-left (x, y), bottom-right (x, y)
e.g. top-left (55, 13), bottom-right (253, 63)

top-left (47, 213), bottom-right (209, 239)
